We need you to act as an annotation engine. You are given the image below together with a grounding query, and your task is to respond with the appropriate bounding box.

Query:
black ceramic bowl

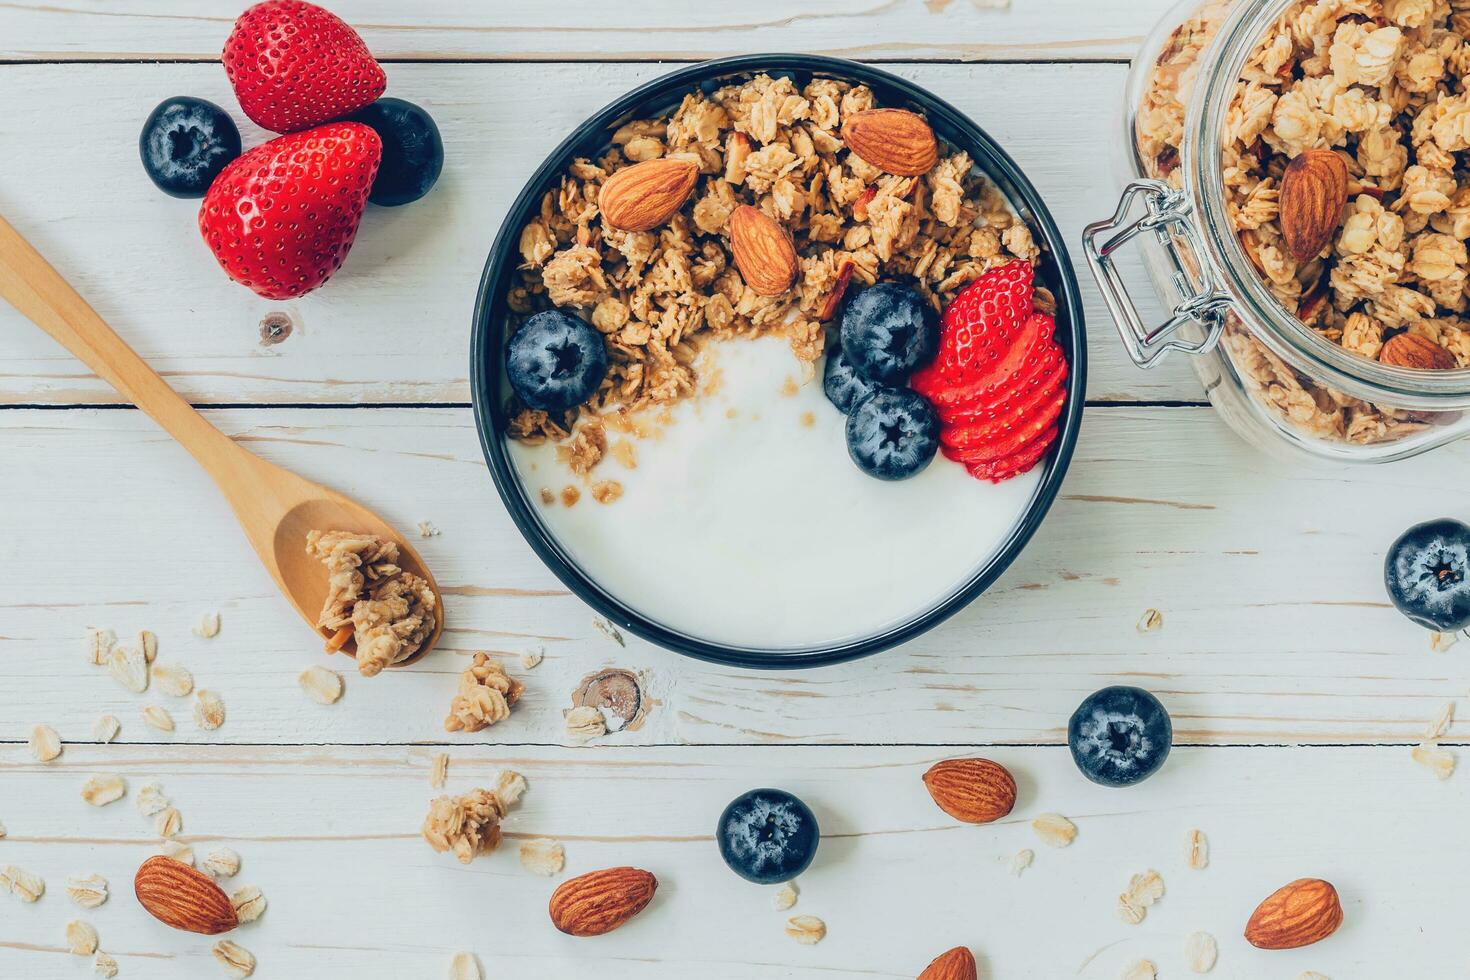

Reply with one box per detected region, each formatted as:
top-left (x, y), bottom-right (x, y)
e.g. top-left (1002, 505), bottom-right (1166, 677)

top-left (471, 54), bottom-right (1086, 670)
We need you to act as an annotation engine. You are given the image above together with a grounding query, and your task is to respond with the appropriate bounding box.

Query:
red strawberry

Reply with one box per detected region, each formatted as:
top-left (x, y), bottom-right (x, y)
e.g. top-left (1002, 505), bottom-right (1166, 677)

top-left (940, 386), bottom-right (1067, 463)
top-left (964, 426), bottom-right (1058, 483)
top-left (198, 122), bottom-right (381, 299)
top-left (929, 310), bottom-right (1058, 410)
top-left (912, 260), bottom-right (1034, 396)
top-left (223, 0), bottom-right (386, 133)
top-left (936, 341), bottom-right (1066, 425)
top-left (938, 364), bottom-right (1066, 446)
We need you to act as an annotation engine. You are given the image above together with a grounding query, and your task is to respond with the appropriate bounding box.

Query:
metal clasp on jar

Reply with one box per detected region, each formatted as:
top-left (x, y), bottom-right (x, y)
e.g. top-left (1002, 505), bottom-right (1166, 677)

top-left (1083, 178), bottom-right (1233, 368)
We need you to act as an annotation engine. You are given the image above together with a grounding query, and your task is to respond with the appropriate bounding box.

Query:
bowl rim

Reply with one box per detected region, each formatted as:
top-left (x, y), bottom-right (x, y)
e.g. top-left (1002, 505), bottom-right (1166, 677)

top-left (470, 53), bottom-right (1087, 670)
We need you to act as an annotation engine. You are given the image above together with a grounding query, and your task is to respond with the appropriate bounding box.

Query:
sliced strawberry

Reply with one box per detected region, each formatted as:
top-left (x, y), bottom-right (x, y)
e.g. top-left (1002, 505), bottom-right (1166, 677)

top-left (940, 385), bottom-right (1067, 462)
top-left (929, 310), bottom-right (1056, 410)
top-left (938, 366), bottom-right (1066, 446)
top-left (935, 340), bottom-right (1066, 425)
top-left (964, 426), bottom-right (1058, 483)
top-left (912, 260), bottom-right (1034, 396)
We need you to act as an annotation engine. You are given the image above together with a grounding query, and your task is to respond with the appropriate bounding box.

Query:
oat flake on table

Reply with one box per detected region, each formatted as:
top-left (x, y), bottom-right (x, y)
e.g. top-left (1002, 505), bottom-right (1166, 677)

top-left (565, 704), bottom-right (608, 742)
top-left (1137, 608), bottom-right (1163, 633)
top-left (67, 920), bottom-right (99, 956)
top-left (67, 874), bottom-right (109, 908)
top-left (518, 838), bottom-right (565, 876)
top-left (142, 705), bottom-right (175, 732)
top-left (195, 689), bottom-right (226, 730)
top-left (203, 848), bottom-right (241, 879)
top-left (591, 616), bottom-right (626, 647)
top-left (299, 665), bottom-right (345, 705)
top-left (521, 647), bottom-right (544, 670)
top-left (93, 951), bottom-right (118, 978)
top-left (448, 951), bottom-right (483, 980)
top-left (139, 629), bottom-right (158, 662)
top-left (1031, 812), bottom-right (1076, 848)
top-left (773, 881), bottom-right (799, 910)
top-left (1412, 742), bottom-right (1456, 779)
top-left (1123, 961), bottom-right (1157, 980)
top-left (1426, 702), bottom-right (1455, 739)
top-left (1430, 630), bottom-right (1459, 652)
top-left (1009, 848), bottom-right (1034, 876)
top-left (3, 865), bottom-right (44, 902)
top-left (161, 841), bottom-right (194, 867)
top-left (153, 662), bottom-right (194, 697)
top-left (81, 774), bottom-right (127, 807)
top-left (30, 723), bottom-right (62, 762)
top-left (1184, 931), bottom-right (1218, 973)
top-left (86, 627), bottom-right (116, 666)
top-left (107, 642), bottom-right (149, 693)
top-left (156, 807), bottom-right (183, 838)
top-left (417, 520), bottom-right (441, 538)
top-left (92, 715), bottom-right (121, 743)
top-left (1185, 828), bottom-right (1209, 870)
top-left (135, 783), bottom-right (170, 817)
top-left (194, 611), bottom-right (221, 638)
top-left (213, 939), bottom-right (256, 978)
top-left (232, 884), bottom-right (267, 923)
top-left (785, 915), bottom-right (826, 945)
top-left (430, 752), bottom-right (449, 788)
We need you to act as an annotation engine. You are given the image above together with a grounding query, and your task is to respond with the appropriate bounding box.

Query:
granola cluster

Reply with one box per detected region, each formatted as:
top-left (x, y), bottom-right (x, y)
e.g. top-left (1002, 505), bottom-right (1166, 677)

top-left (306, 530), bottom-right (438, 677)
top-left (421, 771), bottom-right (526, 864)
top-left (443, 653), bottom-right (523, 733)
top-left (1139, 0), bottom-right (1470, 445)
top-left (507, 72), bottom-right (1046, 471)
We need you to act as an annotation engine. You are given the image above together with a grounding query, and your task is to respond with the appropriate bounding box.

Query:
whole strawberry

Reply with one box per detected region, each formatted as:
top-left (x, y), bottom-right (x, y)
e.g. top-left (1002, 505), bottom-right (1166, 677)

top-left (223, 0), bottom-right (386, 133)
top-left (198, 122), bottom-right (381, 299)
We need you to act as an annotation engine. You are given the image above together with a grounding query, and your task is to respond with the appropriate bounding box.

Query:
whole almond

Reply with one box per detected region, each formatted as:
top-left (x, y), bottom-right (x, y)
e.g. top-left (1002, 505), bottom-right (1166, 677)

top-left (922, 758), bottom-right (1017, 824)
top-left (1280, 149), bottom-right (1348, 263)
top-left (918, 945), bottom-right (978, 980)
top-left (133, 856), bottom-right (238, 935)
top-left (1380, 332), bottom-right (1458, 370)
top-left (548, 867), bottom-right (657, 937)
top-left (1244, 878), bottom-right (1343, 950)
top-left (598, 158), bottom-right (699, 232)
top-left (729, 205), bottom-right (798, 296)
top-left (842, 108), bottom-right (939, 176)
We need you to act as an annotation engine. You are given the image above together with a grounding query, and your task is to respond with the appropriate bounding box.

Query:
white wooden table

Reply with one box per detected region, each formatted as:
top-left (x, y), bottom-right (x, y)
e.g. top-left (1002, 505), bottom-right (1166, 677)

top-left (2, 3), bottom-right (1466, 977)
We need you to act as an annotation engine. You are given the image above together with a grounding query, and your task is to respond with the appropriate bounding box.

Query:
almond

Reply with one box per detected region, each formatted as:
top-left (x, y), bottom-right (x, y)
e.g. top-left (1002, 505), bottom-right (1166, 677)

top-left (922, 758), bottom-right (1016, 824)
top-left (1380, 331), bottom-right (1458, 370)
top-left (917, 945), bottom-right (977, 980)
top-left (598, 158), bottom-right (699, 232)
top-left (548, 866), bottom-right (656, 937)
top-left (133, 856), bottom-right (238, 935)
top-left (1244, 878), bottom-right (1343, 950)
top-left (1280, 149), bottom-right (1348, 263)
top-left (729, 205), bottom-right (798, 296)
top-left (841, 108), bottom-right (938, 176)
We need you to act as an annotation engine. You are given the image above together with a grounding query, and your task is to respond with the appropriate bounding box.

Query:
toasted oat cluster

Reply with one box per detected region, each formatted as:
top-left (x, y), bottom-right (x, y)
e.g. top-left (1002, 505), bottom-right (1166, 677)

top-left (306, 530), bottom-right (437, 677)
top-left (444, 653), bottom-right (523, 733)
top-left (507, 72), bottom-right (1045, 470)
top-left (1139, 0), bottom-right (1470, 444)
top-left (421, 772), bottom-right (526, 864)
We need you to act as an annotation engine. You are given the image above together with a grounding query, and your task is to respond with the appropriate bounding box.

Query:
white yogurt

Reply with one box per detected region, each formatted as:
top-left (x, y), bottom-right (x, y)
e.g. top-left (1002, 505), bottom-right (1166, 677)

top-left (508, 336), bottom-right (1043, 650)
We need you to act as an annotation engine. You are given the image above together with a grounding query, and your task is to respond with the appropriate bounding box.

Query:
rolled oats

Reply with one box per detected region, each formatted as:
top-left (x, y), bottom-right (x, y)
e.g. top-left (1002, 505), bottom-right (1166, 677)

top-left (203, 848), bottom-right (240, 879)
top-left (141, 705), bottom-right (175, 732)
top-left (86, 627), bottom-right (116, 666)
top-left (1123, 961), bottom-right (1158, 980)
top-left (1031, 812), bottom-right (1077, 848)
top-left (81, 774), bottom-right (127, 807)
top-left (135, 783), bottom-right (170, 818)
top-left (1186, 828), bottom-right (1210, 870)
top-left (518, 838), bottom-right (565, 876)
top-left (29, 723), bottom-right (62, 762)
top-left (93, 952), bottom-right (118, 978)
top-left (3, 865), bottom-right (44, 902)
top-left (161, 840), bottom-right (194, 867)
top-left (448, 952), bottom-right (483, 980)
top-left (430, 752), bottom-right (449, 788)
top-left (231, 884), bottom-right (267, 924)
top-left (298, 665), bottom-right (344, 705)
top-left (773, 881), bottom-right (799, 910)
top-left (417, 520), bottom-right (441, 538)
top-left (194, 689), bottom-right (226, 730)
top-left (66, 874), bottom-right (109, 909)
top-left (92, 715), bottom-right (120, 743)
top-left (153, 663), bottom-right (194, 697)
top-left (212, 939), bottom-right (255, 978)
top-left (785, 914), bottom-right (826, 945)
top-left (155, 807), bottom-right (183, 838)
top-left (139, 629), bottom-right (158, 663)
top-left (521, 647), bottom-right (544, 670)
top-left (1185, 930), bottom-right (1218, 973)
top-left (306, 530), bottom-right (437, 677)
top-left (194, 611), bottom-right (221, 638)
top-left (67, 920), bottom-right (99, 956)
top-left (444, 653), bottom-right (522, 732)
top-left (1119, 869), bottom-right (1165, 924)
top-left (1137, 608), bottom-right (1163, 633)
top-left (565, 704), bottom-right (608, 742)
top-left (108, 642), bottom-right (149, 693)
top-left (1430, 630), bottom-right (1459, 652)
top-left (1426, 701), bottom-right (1455, 738)
top-left (1009, 848), bottom-right (1034, 876)
top-left (1412, 741), bottom-right (1456, 778)
top-left (591, 616), bottom-right (626, 647)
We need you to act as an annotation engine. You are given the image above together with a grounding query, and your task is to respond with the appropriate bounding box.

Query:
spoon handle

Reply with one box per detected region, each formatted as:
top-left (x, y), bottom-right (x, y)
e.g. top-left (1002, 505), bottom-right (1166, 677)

top-left (0, 212), bottom-right (241, 472)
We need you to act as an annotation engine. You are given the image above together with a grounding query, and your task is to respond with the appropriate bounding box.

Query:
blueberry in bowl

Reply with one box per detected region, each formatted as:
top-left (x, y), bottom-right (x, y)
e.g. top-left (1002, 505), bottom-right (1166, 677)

top-left (846, 387), bottom-right (939, 480)
top-left (840, 282), bottom-right (938, 385)
top-left (823, 347), bottom-right (879, 415)
top-left (506, 310), bottom-right (608, 414)
top-left (1385, 518), bottom-right (1470, 632)
top-left (348, 97), bottom-right (444, 207)
top-left (139, 97), bottom-right (241, 199)
top-left (1068, 686), bottom-right (1172, 787)
top-left (717, 788), bottom-right (819, 884)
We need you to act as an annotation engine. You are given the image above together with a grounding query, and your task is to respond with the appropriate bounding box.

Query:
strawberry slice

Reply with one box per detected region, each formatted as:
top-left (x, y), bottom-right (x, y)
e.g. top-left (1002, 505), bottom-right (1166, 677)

top-left (964, 426), bottom-right (1058, 483)
top-left (940, 385), bottom-right (1067, 463)
top-left (936, 341), bottom-right (1067, 425)
top-left (912, 260), bottom-right (1034, 396)
top-left (928, 310), bottom-right (1057, 410)
top-left (938, 365), bottom-right (1066, 446)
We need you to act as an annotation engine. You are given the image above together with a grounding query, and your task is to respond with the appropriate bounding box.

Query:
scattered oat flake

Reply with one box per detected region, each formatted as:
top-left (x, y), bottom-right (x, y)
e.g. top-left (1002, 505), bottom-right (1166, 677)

top-left (299, 665), bottom-right (344, 705)
top-left (1412, 742), bottom-right (1456, 779)
top-left (417, 520), bottom-right (441, 537)
top-left (156, 807), bottom-right (183, 838)
top-left (93, 715), bottom-right (120, 743)
top-left (232, 884), bottom-right (267, 923)
top-left (139, 629), bottom-right (158, 663)
top-left (1137, 608), bottom-right (1163, 632)
top-left (142, 705), bottom-right (175, 732)
top-left (591, 616), bottom-right (626, 646)
top-left (430, 752), bottom-right (449, 788)
top-left (81, 774), bottom-right (127, 807)
top-left (29, 723), bottom-right (62, 762)
top-left (135, 783), bottom-right (170, 817)
top-left (1124, 869), bottom-right (1165, 907)
top-left (521, 647), bottom-right (544, 670)
top-left (1185, 931), bottom-right (1218, 973)
top-left (86, 627), bottom-right (116, 666)
top-left (203, 848), bottom-right (240, 879)
top-left (1117, 896), bottom-right (1147, 925)
top-left (785, 915), bottom-right (826, 945)
top-left (67, 920), bottom-right (99, 956)
top-left (448, 952), bottom-right (483, 980)
top-left (213, 939), bottom-right (255, 978)
top-left (1430, 630), bottom-right (1459, 652)
top-left (194, 611), bottom-right (221, 638)
top-left (590, 479), bottom-right (623, 504)
top-left (194, 689), bottom-right (226, 730)
top-left (1123, 961), bottom-right (1157, 980)
top-left (67, 874), bottom-right (109, 909)
top-left (94, 952), bottom-right (118, 978)
top-left (1031, 812), bottom-right (1076, 848)
top-left (1185, 829), bottom-right (1209, 870)
top-left (518, 838), bottom-right (565, 876)
top-left (107, 643), bottom-right (149, 693)
top-left (3, 865), bottom-right (44, 902)
top-left (153, 663), bottom-right (195, 697)
top-left (1427, 702), bottom-right (1455, 739)
top-left (565, 704), bottom-right (608, 742)
top-left (494, 770), bottom-right (527, 806)
top-left (773, 881), bottom-right (799, 910)
top-left (161, 841), bottom-right (194, 867)
top-left (1297, 973), bottom-right (1330, 980)
top-left (1010, 848), bottom-right (1034, 876)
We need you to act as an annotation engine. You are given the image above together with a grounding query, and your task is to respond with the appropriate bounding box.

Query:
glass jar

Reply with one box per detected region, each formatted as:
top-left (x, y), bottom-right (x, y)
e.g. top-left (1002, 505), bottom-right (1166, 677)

top-left (1086, 0), bottom-right (1470, 462)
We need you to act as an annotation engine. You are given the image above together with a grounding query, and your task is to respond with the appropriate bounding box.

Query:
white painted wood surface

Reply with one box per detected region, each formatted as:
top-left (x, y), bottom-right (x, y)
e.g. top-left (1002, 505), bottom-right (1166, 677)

top-left (2, 2), bottom-right (1466, 977)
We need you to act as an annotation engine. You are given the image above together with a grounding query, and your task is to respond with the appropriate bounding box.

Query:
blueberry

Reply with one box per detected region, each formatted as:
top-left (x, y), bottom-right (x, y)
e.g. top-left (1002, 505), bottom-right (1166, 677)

top-left (506, 310), bottom-right (608, 413)
top-left (138, 97), bottom-right (241, 199)
top-left (1385, 518), bottom-right (1470, 632)
top-left (845, 387), bottom-right (939, 481)
top-left (839, 282), bottom-right (937, 385)
top-left (1068, 686), bottom-right (1172, 788)
top-left (717, 789), bottom-right (819, 884)
top-left (823, 347), bottom-right (878, 415)
top-left (348, 98), bottom-right (444, 207)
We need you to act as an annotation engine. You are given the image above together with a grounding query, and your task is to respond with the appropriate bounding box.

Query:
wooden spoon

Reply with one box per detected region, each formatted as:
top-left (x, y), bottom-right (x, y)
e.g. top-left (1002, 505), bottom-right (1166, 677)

top-left (0, 212), bottom-right (442, 667)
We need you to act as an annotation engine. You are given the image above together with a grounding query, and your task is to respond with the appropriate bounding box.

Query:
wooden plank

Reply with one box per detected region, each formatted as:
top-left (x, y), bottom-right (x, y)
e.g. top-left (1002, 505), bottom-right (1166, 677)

top-left (0, 0), bottom-right (1175, 63)
top-left (0, 743), bottom-right (1462, 978)
top-left (0, 406), bottom-right (1458, 747)
top-left (0, 61), bottom-right (1196, 407)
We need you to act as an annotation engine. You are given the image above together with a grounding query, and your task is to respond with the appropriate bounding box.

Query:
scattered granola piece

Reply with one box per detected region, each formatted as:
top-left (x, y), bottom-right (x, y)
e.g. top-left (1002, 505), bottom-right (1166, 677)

top-left (298, 665), bottom-right (345, 705)
top-left (139, 629), bottom-right (158, 663)
top-left (590, 480), bottom-right (624, 504)
top-left (155, 808), bottom-right (183, 839)
top-left (1137, 608), bottom-right (1163, 632)
top-left (135, 783), bottom-right (170, 818)
top-left (1430, 630), bottom-right (1459, 652)
top-left (538, 487), bottom-right (555, 506)
top-left (86, 627), bottom-right (116, 666)
top-left (519, 838), bottom-right (566, 876)
top-left (1184, 931), bottom-right (1218, 973)
top-left (430, 752), bottom-right (449, 788)
top-left (773, 881), bottom-right (799, 911)
top-left (194, 611), bottom-right (222, 638)
top-left (1427, 702), bottom-right (1455, 739)
top-left (203, 848), bottom-right (240, 879)
top-left (591, 616), bottom-right (626, 647)
top-left (422, 775), bottom-right (525, 863)
top-left (212, 939), bottom-right (255, 978)
top-left (444, 653), bottom-right (522, 732)
top-left (81, 774), bottom-right (127, 807)
top-left (1009, 848), bottom-right (1034, 876)
top-left (194, 690), bottom-right (226, 730)
top-left (785, 915), bottom-right (826, 945)
top-left (448, 952), bottom-right (483, 980)
top-left (1031, 812), bottom-right (1076, 848)
top-left (1123, 962), bottom-right (1157, 980)
top-left (67, 874), bottom-right (108, 909)
top-left (107, 642), bottom-right (149, 693)
top-left (417, 520), bottom-right (441, 537)
top-left (29, 723), bottom-right (62, 762)
top-left (1185, 829), bottom-right (1209, 870)
top-left (93, 715), bottom-right (120, 743)
top-left (67, 920), bottom-right (99, 956)
top-left (160, 841), bottom-right (194, 867)
top-left (306, 530), bottom-right (438, 677)
top-left (153, 663), bottom-right (194, 698)
top-left (565, 704), bottom-right (608, 742)
top-left (521, 647), bottom-right (544, 670)
top-left (560, 486), bottom-right (580, 507)
top-left (1412, 742), bottom-right (1456, 779)
top-left (231, 885), bottom-right (267, 924)
top-left (142, 705), bottom-right (175, 732)
top-left (3, 865), bottom-right (44, 902)
top-left (93, 952), bottom-right (118, 978)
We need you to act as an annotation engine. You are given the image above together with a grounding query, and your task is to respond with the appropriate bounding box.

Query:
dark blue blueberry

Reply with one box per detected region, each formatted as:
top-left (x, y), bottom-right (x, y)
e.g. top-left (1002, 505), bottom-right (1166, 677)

top-left (823, 347), bottom-right (879, 415)
top-left (845, 387), bottom-right (939, 481)
top-left (839, 282), bottom-right (937, 385)
top-left (1068, 686), bottom-right (1172, 788)
top-left (506, 310), bottom-right (608, 413)
top-left (138, 97), bottom-right (241, 199)
top-left (1385, 518), bottom-right (1470, 632)
top-left (348, 98), bottom-right (444, 207)
top-left (717, 789), bottom-right (819, 884)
